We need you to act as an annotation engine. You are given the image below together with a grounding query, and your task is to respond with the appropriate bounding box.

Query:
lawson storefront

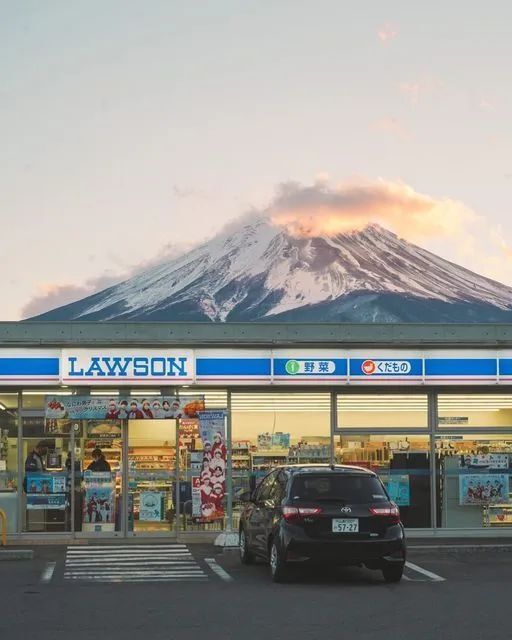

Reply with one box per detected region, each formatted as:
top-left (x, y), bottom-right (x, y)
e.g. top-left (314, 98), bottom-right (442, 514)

top-left (2, 321), bottom-right (512, 541)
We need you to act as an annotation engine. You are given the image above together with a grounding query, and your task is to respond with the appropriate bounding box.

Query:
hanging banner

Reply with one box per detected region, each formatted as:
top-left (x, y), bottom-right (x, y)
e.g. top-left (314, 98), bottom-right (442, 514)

top-left (197, 410), bottom-right (227, 522)
top-left (460, 454), bottom-right (509, 470)
top-left (459, 474), bottom-right (510, 505)
top-left (45, 396), bottom-right (205, 420)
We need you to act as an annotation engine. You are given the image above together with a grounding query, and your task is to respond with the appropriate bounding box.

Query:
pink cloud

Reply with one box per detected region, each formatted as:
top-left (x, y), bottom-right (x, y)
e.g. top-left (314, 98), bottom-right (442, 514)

top-left (378, 22), bottom-right (399, 43)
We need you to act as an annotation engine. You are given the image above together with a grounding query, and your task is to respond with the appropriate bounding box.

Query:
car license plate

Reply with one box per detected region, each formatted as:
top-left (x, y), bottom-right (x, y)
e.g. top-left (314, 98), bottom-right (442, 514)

top-left (332, 518), bottom-right (359, 533)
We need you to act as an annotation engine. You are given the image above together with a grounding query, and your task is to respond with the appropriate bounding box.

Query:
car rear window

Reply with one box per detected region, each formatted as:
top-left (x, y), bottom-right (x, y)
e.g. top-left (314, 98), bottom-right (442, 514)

top-left (291, 474), bottom-right (387, 503)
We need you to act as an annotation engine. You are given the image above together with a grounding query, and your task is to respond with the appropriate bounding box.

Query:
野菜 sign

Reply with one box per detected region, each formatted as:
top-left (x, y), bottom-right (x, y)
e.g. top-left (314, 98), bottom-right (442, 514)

top-left (285, 359), bottom-right (335, 375)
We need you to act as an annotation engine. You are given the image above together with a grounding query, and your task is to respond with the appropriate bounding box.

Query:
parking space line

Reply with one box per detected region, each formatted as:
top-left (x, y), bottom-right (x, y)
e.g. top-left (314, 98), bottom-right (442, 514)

top-left (405, 561), bottom-right (446, 582)
top-left (205, 558), bottom-right (234, 582)
top-left (40, 561), bottom-right (56, 584)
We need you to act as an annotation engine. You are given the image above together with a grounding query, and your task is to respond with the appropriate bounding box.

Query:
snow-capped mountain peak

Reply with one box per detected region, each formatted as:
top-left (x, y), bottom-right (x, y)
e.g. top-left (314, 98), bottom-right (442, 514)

top-left (32, 219), bottom-right (512, 323)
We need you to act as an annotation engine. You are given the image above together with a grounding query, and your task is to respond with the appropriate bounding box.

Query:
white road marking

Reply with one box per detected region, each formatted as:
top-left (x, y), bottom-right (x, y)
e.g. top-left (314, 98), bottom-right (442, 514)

top-left (64, 545), bottom-right (206, 583)
top-left (402, 574), bottom-right (412, 581)
top-left (67, 544), bottom-right (187, 549)
top-left (405, 561), bottom-right (446, 582)
top-left (205, 557), bottom-right (234, 582)
top-left (40, 561), bottom-right (56, 584)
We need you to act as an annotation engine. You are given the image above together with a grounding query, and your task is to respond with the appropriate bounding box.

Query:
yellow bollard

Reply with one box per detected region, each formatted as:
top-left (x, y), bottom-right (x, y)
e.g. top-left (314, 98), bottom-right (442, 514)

top-left (0, 508), bottom-right (7, 546)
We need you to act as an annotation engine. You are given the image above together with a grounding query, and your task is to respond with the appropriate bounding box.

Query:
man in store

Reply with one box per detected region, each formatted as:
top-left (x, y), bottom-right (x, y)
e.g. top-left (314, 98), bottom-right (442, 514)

top-left (25, 441), bottom-right (48, 473)
top-left (87, 448), bottom-right (111, 472)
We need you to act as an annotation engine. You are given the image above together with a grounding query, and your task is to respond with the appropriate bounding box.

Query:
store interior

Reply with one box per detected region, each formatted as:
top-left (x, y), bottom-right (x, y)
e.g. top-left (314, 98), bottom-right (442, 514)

top-left (2, 390), bottom-right (512, 535)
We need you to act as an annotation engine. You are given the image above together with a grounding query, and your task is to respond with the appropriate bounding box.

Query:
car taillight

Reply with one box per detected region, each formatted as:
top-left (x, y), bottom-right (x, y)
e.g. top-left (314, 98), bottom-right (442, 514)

top-left (282, 506), bottom-right (323, 521)
top-left (369, 506), bottom-right (401, 524)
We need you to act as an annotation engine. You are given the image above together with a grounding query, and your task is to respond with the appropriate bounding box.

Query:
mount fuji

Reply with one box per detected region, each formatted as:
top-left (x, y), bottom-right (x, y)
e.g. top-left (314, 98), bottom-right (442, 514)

top-left (31, 218), bottom-right (512, 322)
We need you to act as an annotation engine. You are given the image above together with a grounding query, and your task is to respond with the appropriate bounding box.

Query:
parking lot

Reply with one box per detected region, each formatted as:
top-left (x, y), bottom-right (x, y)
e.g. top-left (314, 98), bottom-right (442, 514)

top-left (1, 544), bottom-right (511, 640)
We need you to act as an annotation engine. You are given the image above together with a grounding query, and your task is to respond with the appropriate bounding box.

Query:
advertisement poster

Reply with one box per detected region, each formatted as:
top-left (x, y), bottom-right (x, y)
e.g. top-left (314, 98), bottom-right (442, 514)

top-left (86, 420), bottom-right (122, 439)
top-left (459, 474), bottom-right (510, 505)
top-left (460, 454), bottom-right (509, 470)
top-left (26, 494), bottom-right (67, 510)
top-left (139, 491), bottom-right (164, 521)
top-left (25, 473), bottom-right (66, 494)
top-left (257, 432), bottom-right (291, 449)
top-left (83, 471), bottom-right (116, 532)
top-left (197, 410), bottom-right (227, 522)
top-left (45, 396), bottom-right (205, 420)
top-left (385, 475), bottom-right (410, 507)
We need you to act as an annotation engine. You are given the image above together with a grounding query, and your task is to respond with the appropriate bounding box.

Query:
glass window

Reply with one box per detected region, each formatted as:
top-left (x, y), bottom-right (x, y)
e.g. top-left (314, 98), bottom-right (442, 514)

top-left (78, 420), bottom-right (123, 534)
top-left (0, 393), bottom-right (18, 533)
top-left (22, 390), bottom-right (73, 409)
top-left (255, 471), bottom-right (277, 502)
top-left (336, 434), bottom-right (431, 527)
top-left (269, 471), bottom-right (288, 503)
top-left (337, 394), bottom-right (428, 430)
top-left (231, 392), bottom-right (331, 528)
top-left (438, 395), bottom-right (512, 429)
top-left (290, 474), bottom-right (387, 503)
top-left (436, 434), bottom-right (512, 529)
top-left (128, 419), bottom-right (175, 535)
top-left (22, 417), bottom-right (72, 533)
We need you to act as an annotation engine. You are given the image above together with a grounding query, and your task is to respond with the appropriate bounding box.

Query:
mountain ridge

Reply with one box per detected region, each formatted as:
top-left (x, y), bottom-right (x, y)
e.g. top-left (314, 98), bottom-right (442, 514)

top-left (30, 219), bottom-right (512, 323)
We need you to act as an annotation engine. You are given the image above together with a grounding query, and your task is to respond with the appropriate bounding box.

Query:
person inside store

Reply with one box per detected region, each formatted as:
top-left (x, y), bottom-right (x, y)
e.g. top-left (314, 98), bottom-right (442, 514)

top-left (87, 448), bottom-right (111, 472)
top-left (25, 441), bottom-right (48, 473)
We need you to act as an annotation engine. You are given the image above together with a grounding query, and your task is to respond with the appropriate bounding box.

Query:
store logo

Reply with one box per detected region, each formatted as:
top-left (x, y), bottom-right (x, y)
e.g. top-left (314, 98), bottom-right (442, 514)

top-left (284, 359), bottom-right (336, 375)
top-left (361, 359), bottom-right (412, 375)
top-left (61, 349), bottom-right (194, 382)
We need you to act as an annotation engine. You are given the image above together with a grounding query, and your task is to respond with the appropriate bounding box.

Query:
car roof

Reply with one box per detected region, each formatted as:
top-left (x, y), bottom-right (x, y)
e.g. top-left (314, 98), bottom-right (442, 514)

top-left (275, 464), bottom-right (376, 477)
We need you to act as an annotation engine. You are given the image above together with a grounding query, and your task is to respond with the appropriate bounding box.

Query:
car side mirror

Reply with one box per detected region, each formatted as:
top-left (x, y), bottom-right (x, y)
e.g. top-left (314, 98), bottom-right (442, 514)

top-left (240, 490), bottom-right (253, 503)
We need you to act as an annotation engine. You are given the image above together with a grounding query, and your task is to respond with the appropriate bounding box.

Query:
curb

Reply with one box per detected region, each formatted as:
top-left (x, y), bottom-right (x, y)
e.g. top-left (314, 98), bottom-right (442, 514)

top-left (0, 549), bottom-right (34, 561)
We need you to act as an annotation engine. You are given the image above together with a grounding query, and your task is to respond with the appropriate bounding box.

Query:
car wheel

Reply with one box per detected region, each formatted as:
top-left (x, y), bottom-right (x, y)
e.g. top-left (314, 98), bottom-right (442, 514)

top-left (269, 539), bottom-right (289, 583)
top-left (239, 528), bottom-right (254, 565)
top-left (382, 562), bottom-right (404, 583)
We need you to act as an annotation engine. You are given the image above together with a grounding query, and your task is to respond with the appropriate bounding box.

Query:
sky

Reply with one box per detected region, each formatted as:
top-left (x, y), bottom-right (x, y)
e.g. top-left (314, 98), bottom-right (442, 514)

top-left (1, 0), bottom-right (512, 320)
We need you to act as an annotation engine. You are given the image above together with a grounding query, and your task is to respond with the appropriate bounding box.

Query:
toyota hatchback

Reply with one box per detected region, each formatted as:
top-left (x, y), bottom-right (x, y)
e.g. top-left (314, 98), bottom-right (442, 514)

top-left (239, 464), bottom-right (406, 582)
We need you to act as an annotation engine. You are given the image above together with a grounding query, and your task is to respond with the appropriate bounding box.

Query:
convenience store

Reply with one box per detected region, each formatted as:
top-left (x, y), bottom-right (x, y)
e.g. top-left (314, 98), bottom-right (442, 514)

top-left (2, 321), bottom-right (512, 541)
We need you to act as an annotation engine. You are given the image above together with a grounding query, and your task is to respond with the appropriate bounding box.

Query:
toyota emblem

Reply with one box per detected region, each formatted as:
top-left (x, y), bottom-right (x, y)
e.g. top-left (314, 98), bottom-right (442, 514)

top-left (340, 506), bottom-right (352, 513)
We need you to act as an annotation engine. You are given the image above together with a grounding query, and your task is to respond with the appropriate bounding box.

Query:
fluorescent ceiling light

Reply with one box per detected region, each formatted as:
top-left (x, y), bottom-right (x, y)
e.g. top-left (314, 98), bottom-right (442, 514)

top-left (0, 402), bottom-right (6, 411)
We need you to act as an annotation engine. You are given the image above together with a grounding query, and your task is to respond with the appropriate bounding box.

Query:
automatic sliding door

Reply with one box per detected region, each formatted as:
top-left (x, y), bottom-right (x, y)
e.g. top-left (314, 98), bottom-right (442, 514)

top-left (127, 420), bottom-right (177, 536)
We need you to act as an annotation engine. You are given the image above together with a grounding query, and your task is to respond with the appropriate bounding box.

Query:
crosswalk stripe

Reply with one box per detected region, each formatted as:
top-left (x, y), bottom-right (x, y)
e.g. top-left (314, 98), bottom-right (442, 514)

top-left (66, 545), bottom-right (187, 549)
top-left (63, 544), bottom-right (206, 583)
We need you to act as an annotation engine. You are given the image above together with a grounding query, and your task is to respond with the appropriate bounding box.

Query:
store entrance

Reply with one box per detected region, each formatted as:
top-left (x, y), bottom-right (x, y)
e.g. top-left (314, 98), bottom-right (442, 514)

top-left (127, 419), bottom-right (177, 536)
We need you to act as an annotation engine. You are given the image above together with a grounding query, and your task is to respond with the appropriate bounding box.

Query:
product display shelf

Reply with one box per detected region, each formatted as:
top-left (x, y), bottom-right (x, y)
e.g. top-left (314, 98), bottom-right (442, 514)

top-left (251, 450), bottom-right (288, 472)
top-left (486, 494), bottom-right (512, 527)
top-left (128, 446), bottom-right (175, 521)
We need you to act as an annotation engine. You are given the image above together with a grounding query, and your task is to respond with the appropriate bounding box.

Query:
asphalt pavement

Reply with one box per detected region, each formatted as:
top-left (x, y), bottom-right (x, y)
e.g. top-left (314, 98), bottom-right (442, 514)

top-left (1, 543), bottom-right (511, 640)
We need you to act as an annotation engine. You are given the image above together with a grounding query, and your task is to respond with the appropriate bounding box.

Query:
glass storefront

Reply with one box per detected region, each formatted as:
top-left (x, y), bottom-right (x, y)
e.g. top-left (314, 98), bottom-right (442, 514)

top-left (336, 434), bottom-right (431, 527)
top-left (231, 392), bottom-right (331, 530)
top-left (3, 388), bottom-right (512, 536)
top-left (0, 393), bottom-right (18, 534)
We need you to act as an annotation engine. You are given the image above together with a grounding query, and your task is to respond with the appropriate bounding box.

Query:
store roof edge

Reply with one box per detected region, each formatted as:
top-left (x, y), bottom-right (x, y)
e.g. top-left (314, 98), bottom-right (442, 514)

top-left (1, 321), bottom-right (512, 347)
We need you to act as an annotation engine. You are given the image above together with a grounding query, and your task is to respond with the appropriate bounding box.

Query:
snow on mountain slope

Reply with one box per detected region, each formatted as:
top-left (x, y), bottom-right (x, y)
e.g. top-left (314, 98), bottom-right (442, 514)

top-left (31, 218), bottom-right (512, 322)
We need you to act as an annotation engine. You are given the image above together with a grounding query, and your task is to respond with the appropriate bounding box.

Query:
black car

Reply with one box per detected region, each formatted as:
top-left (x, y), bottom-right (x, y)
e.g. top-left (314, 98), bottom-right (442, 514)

top-left (239, 464), bottom-right (406, 583)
